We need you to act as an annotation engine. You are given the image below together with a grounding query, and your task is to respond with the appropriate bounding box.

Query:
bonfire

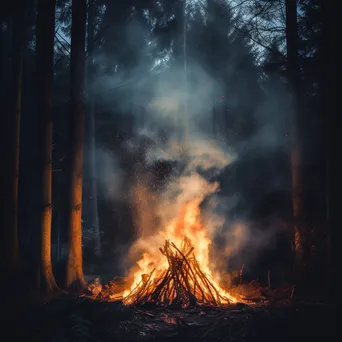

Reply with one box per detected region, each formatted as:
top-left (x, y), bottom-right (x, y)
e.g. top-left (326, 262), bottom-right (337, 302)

top-left (123, 237), bottom-right (237, 307)
top-left (100, 199), bottom-right (241, 307)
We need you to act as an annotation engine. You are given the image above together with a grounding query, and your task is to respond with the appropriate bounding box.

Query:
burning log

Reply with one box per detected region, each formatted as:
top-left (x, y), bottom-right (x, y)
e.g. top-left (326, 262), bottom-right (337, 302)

top-left (123, 238), bottom-right (237, 307)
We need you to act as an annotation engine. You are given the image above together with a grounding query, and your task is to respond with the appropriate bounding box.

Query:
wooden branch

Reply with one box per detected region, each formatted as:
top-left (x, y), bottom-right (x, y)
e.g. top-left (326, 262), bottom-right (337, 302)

top-left (122, 239), bottom-right (235, 307)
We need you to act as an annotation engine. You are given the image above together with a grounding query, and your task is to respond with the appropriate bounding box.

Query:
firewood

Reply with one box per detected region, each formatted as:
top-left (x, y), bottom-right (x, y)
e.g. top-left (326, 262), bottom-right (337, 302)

top-left (122, 239), bottom-right (236, 307)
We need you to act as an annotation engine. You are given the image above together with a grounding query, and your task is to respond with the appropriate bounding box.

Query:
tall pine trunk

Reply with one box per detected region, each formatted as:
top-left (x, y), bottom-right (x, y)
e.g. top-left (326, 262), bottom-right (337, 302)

top-left (182, 0), bottom-right (189, 141)
top-left (174, 0), bottom-right (188, 145)
top-left (285, 0), bottom-right (305, 275)
top-left (36, 0), bottom-right (58, 292)
top-left (86, 0), bottom-right (101, 257)
top-left (3, 4), bottom-right (26, 273)
top-left (322, 0), bottom-right (338, 307)
top-left (66, 0), bottom-right (87, 291)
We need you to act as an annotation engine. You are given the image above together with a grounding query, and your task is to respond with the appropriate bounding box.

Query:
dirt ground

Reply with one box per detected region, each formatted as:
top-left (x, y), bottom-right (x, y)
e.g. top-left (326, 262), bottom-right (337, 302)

top-left (9, 294), bottom-right (336, 341)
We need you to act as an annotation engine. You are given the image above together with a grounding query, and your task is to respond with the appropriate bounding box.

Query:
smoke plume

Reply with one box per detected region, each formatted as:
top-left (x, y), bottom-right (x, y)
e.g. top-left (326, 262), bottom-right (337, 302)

top-left (90, 16), bottom-right (291, 282)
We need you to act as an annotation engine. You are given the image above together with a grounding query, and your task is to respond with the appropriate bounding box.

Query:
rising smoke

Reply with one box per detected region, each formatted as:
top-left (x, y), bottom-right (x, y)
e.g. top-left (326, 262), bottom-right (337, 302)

top-left (90, 9), bottom-right (291, 281)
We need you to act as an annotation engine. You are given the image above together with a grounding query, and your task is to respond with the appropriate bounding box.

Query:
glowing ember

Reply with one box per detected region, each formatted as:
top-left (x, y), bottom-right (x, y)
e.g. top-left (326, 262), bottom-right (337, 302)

top-left (117, 199), bottom-right (239, 307)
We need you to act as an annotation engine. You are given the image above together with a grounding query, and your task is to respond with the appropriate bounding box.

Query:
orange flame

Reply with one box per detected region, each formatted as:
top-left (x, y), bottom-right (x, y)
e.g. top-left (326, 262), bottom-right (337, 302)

top-left (121, 199), bottom-right (238, 305)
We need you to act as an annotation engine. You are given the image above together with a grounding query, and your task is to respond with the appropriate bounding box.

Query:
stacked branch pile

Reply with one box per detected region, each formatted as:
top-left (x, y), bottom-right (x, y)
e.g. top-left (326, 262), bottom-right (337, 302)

top-left (124, 238), bottom-right (233, 307)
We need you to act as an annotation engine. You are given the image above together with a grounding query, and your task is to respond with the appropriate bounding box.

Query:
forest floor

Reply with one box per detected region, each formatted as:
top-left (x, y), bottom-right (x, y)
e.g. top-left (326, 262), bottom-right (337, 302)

top-left (10, 292), bottom-right (336, 341)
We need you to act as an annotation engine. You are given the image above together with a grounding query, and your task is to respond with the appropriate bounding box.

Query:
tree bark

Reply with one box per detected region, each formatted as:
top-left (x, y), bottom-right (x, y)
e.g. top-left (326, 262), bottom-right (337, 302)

top-left (36, 0), bottom-right (58, 292)
top-left (182, 0), bottom-right (189, 142)
top-left (321, 0), bottom-right (338, 308)
top-left (285, 0), bottom-right (305, 274)
top-left (3, 3), bottom-right (26, 273)
top-left (86, 0), bottom-right (101, 257)
top-left (66, 0), bottom-right (87, 292)
top-left (174, 0), bottom-right (188, 144)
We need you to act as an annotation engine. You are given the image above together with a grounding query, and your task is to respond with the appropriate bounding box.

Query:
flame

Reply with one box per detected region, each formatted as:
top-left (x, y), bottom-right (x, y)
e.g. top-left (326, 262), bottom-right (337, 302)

top-left (121, 198), bottom-right (238, 305)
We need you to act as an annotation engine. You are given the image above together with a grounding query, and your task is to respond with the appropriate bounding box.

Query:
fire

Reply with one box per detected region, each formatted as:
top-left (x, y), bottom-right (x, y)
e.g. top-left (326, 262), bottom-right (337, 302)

top-left (120, 199), bottom-right (239, 306)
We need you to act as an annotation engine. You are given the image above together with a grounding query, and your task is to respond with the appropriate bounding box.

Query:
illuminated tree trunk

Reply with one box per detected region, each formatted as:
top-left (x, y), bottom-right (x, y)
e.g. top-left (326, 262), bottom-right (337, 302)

top-left (285, 0), bottom-right (305, 273)
top-left (36, 0), bottom-right (58, 292)
top-left (4, 4), bottom-right (26, 273)
top-left (66, 0), bottom-right (87, 291)
top-left (86, 0), bottom-right (101, 257)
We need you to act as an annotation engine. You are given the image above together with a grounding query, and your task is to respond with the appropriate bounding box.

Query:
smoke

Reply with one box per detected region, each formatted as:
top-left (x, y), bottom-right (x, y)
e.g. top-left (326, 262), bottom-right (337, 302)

top-left (95, 148), bottom-right (125, 202)
top-left (89, 15), bottom-right (292, 281)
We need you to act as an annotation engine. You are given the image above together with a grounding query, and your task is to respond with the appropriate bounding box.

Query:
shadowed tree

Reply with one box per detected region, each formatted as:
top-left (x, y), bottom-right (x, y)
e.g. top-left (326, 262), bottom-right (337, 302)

top-left (65, 0), bottom-right (87, 291)
top-left (36, 0), bottom-right (59, 292)
top-left (85, 0), bottom-right (101, 257)
top-left (285, 0), bottom-right (305, 275)
top-left (236, 0), bottom-right (327, 284)
top-left (3, 1), bottom-right (26, 276)
top-left (321, 0), bottom-right (337, 308)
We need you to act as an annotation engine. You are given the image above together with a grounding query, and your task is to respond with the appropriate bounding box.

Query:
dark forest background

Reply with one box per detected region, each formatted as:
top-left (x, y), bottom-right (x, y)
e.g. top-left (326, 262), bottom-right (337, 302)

top-left (1, 0), bottom-right (338, 317)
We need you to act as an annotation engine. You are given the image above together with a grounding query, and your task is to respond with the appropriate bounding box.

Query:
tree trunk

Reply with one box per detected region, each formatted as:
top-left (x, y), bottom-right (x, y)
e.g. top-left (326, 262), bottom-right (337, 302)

top-left (66, 0), bottom-right (87, 291)
top-left (285, 0), bottom-right (305, 275)
top-left (56, 172), bottom-right (63, 261)
top-left (3, 4), bottom-right (26, 273)
top-left (321, 0), bottom-right (338, 308)
top-left (86, 0), bottom-right (101, 257)
top-left (36, 0), bottom-right (58, 292)
top-left (182, 0), bottom-right (189, 141)
top-left (174, 0), bottom-right (188, 144)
